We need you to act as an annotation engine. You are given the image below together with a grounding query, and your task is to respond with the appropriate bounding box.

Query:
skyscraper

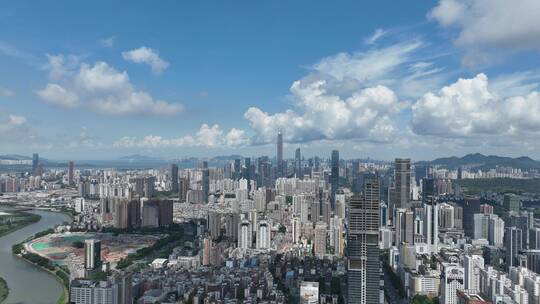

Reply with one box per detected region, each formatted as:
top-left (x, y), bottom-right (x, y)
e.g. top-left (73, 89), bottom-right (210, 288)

top-left (179, 177), bottom-right (189, 202)
top-left (114, 199), bottom-right (129, 229)
top-left (238, 219), bottom-right (252, 249)
top-left (295, 147), bottom-right (302, 178)
top-left (463, 196), bottom-right (480, 237)
top-left (202, 161), bottom-right (209, 203)
top-left (84, 239), bottom-right (101, 270)
top-left (257, 219), bottom-right (271, 249)
top-left (505, 226), bottom-right (523, 270)
top-left (277, 131), bottom-right (283, 177)
top-left (170, 163), bottom-right (179, 193)
top-left (234, 158), bottom-right (241, 180)
top-left (68, 160), bottom-right (75, 186)
top-left (314, 221), bottom-right (327, 258)
top-left (423, 196), bottom-right (439, 253)
top-left (347, 179), bottom-right (382, 304)
top-left (463, 255), bottom-right (484, 292)
top-left (394, 158), bottom-right (410, 210)
top-left (207, 211), bottom-right (222, 240)
top-left (330, 150), bottom-right (339, 210)
top-left (32, 153), bottom-right (39, 175)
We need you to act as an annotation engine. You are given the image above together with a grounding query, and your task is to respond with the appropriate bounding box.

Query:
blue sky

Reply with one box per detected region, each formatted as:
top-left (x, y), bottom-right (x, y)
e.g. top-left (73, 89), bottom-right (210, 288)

top-left (2, 0), bottom-right (540, 161)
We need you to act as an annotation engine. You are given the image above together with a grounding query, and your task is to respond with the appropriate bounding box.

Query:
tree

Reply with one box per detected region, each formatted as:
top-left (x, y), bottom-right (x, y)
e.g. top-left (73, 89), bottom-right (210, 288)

top-left (411, 295), bottom-right (437, 304)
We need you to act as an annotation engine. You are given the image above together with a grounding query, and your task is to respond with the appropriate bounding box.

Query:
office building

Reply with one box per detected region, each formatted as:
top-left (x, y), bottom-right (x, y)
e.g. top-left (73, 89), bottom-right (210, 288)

top-left (463, 197), bottom-right (480, 237)
top-left (529, 227), bottom-right (540, 250)
top-left (202, 161), bottom-right (209, 203)
top-left (170, 164), bottom-right (178, 193)
top-left (504, 194), bottom-right (521, 213)
top-left (394, 158), bottom-right (411, 211)
top-left (295, 147), bottom-right (302, 178)
top-left (506, 227), bottom-right (523, 271)
top-left (32, 153), bottom-right (39, 175)
top-left (423, 196), bottom-right (439, 253)
top-left (178, 177), bottom-right (189, 202)
top-left (85, 239), bottom-right (102, 270)
top-left (68, 160), bottom-right (75, 186)
top-left (330, 150), bottom-right (339, 210)
top-left (277, 131), bottom-right (284, 177)
top-left (347, 179), bottom-right (382, 304)
top-left (441, 263), bottom-right (464, 304)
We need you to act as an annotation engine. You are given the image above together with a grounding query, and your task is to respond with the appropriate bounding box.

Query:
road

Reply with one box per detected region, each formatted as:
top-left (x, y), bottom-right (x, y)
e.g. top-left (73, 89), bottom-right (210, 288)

top-left (383, 266), bottom-right (408, 304)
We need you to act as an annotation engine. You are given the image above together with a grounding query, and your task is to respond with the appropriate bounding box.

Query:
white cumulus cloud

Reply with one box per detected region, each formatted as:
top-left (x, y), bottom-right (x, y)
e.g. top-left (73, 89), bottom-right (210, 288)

top-left (0, 113), bottom-right (29, 140)
top-left (36, 83), bottom-right (79, 107)
top-left (412, 73), bottom-right (540, 137)
top-left (113, 124), bottom-right (249, 149)
top-left (244, 79), bottom-right (403, 144)
top-left (428, 0), bottom-right (540, 65)
top-left (122, 46), bottom-right (169, 74)
top-left (36, 54), bottom-right (182, 116)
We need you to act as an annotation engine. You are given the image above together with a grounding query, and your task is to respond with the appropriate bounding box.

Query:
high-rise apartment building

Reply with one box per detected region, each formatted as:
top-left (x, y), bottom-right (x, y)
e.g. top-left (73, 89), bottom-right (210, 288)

top-left (257, 220), bottom-right (271, 250)
top-left (464, 255), bottom-right (484, 292)
top-left (238, 219), bottom-right (252, 249)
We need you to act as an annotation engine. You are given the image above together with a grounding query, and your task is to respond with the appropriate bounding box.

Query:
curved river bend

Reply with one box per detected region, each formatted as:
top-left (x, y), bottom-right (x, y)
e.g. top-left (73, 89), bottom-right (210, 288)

top-left (0, 210), bottom-right (72, 304)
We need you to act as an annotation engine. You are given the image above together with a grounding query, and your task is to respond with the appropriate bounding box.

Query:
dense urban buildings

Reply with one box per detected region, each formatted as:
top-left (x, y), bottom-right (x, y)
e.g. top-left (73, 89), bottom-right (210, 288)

top-left (3, 146), bottom-right (540, 304)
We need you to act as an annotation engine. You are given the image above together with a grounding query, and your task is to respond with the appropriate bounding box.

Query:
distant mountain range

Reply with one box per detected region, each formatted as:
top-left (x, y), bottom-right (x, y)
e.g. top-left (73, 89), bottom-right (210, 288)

top-left (421, 153), bottom-right (540, 170)
top-left (3, 153), bottom-right (540, 171)
top-left (0, 154), bottom-right (32, 161)
top-left (119, 154), bottom-right (163, 162)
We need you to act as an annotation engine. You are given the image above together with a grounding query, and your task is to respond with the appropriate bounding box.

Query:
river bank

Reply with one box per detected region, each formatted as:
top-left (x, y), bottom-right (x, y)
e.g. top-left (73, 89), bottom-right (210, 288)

top-left (0, 277), bottom-right (8, 303)
top-left (0, 210), bottom-right (41, 238)
top-left (0, 209), bottom-right (72, 304)
top-left (13, 252), bottom-right (69, 304)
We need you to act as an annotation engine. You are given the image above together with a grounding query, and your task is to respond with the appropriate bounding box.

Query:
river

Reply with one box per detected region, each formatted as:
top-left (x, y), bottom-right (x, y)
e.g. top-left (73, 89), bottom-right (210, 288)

top-left (0, 209), bottom-right (72, 304)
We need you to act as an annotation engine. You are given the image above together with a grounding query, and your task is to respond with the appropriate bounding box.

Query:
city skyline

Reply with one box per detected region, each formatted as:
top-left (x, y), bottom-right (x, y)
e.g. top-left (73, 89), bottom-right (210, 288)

top-left (2, 1), bottom-right (540, 159)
